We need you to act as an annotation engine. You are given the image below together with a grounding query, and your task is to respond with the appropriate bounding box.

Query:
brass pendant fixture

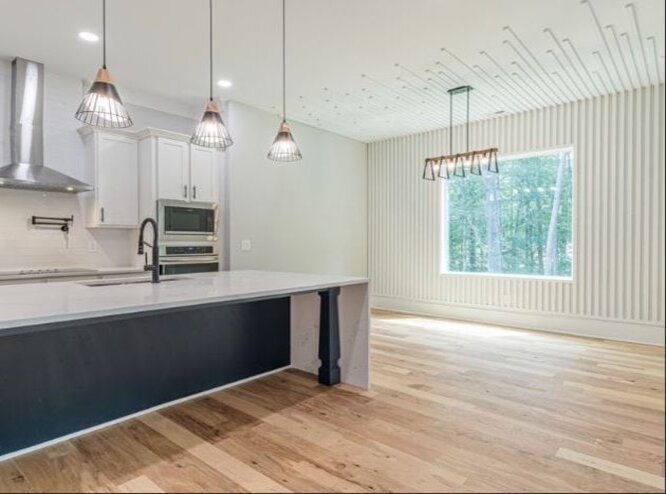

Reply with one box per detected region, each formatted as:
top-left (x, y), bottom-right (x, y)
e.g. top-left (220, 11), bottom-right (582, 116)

top-left (191, 0), bottom-right (233, 149)
top-left (423, 86), bottom-right (499, 181)
top-left (267, 0), bottom-right (302, 162)
top-left (75, 0), bottom-right (132, 128)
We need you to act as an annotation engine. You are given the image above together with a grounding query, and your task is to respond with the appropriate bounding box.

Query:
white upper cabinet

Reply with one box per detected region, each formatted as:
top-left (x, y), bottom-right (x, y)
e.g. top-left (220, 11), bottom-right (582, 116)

top-left (138, 129), bottom-right (221, 212)
top-left (190, 145), bottom-right (218, 203)
top-left (79, 128), bottom-right (221, 229)
top-left (157, 138), bottom-right (190, 201)
top-left (79, 129), bottom-right (139, 228)
top-left (97, 134), bottom-right (139, 226)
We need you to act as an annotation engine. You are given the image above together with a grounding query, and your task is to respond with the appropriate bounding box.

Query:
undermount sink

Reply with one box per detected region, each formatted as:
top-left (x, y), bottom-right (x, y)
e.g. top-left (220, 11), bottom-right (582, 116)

top-left (4, 267), bottom-right (99, 276)
top-left (80, 277), bottom-right (188, 287)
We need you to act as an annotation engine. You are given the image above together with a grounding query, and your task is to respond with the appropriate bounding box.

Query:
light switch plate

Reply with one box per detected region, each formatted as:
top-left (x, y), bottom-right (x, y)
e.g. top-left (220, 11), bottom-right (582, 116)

top-left (241, 239), bottom-right (252, 252)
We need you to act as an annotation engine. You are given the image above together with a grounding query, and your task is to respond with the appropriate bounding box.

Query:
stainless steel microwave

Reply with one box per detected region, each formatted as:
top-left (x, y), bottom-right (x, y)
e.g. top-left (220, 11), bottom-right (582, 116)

top-left (157, 200), bottom-right (218, 242)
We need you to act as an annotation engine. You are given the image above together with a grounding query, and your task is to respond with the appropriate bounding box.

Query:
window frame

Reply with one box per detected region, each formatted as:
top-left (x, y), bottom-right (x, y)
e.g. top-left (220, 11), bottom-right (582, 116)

top-left (439, 146), bottom-right (576, 281)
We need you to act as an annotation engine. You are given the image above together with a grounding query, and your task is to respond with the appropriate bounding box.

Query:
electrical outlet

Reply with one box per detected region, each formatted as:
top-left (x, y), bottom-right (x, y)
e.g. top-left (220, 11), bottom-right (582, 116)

top-left (240, 239), bottom-right (252, 252)
top-left (88, 241), bottom-right (97, 253)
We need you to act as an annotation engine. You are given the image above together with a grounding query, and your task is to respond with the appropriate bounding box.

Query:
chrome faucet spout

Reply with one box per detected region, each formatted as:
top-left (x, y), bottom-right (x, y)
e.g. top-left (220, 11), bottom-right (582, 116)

top-left (138, 217), bottom-right (160, 283)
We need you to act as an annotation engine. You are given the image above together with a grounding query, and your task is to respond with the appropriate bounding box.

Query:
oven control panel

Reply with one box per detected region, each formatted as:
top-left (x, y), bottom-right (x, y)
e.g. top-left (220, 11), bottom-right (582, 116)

top-left (164, 246), bottom-right (215, 255)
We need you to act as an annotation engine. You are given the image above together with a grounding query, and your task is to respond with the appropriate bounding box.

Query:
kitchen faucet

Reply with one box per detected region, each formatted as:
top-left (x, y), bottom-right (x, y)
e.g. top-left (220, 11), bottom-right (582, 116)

top-left (138, 217), bottom-right (160, 283)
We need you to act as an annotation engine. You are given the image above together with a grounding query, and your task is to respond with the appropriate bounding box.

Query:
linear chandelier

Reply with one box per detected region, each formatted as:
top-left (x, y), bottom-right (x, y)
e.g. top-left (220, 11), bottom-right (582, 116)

top-left (423, 85), bottom-right (498, 181)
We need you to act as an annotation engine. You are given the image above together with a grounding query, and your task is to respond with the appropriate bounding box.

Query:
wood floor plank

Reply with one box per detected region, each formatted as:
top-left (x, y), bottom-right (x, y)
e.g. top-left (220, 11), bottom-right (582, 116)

top-left (116, 475), bottom-right (165, 493)
top-left (556, 447), bottom-right (666, 490)
top-left (14, 441), bottom-right (116, 492)
top-left (0, 460), bottom-right (34, 493)
top-left (138, 413), bottom-right (290, 493)
top-left (1, 310), bottom-right (663, 493)
top-left (563, 381), bottom-right (666, 411)
top-left (121, 420), bottom-right (247, 493)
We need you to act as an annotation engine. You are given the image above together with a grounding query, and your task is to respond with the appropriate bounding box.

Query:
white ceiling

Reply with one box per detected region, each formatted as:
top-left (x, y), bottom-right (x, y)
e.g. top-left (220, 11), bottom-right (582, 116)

top-left (0, 0), bottom-right (664, 142)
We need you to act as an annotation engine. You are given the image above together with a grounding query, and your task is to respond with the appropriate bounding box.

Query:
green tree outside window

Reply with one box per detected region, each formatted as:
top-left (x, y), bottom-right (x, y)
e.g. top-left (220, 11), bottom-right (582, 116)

top-left (446, 149), bottom-right (573, 277)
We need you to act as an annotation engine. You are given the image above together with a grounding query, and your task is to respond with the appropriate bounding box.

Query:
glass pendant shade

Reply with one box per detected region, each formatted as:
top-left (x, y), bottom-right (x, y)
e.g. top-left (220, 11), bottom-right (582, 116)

top-left (267, 0), bottom-right (301, 162)
top-left (487, 148), bottom-right (500, 173)
top-left (191, 99), bottom-right (233, 149)
top-left (469, 151), bottom-right (483, 176)
top-left (267, 120), bottom-right (302, 162)
top-left (422, 159), bottom-right (438, 181)
top-left (452, 155), bottom-right (466, 178)
top-left (438, 157), bottom-right (454, 180)
top-left (75, 68), bottom-right (132, 128)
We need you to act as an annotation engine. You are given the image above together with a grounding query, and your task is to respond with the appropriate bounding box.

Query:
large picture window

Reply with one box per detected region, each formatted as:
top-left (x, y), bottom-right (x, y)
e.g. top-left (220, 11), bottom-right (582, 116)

top-left (444, 148), bottom-right (574, 278)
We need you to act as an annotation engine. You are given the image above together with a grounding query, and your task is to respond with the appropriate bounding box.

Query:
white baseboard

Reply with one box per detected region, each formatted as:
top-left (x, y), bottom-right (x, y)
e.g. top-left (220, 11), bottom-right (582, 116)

top-left (0, 366), bottom-right (292, 463)
top-left (372, 296), bottom-right (665, 346)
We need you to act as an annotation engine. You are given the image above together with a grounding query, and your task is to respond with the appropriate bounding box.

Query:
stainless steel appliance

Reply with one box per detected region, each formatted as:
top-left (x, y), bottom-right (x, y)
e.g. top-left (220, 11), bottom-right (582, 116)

top-left (158, 243), bottom-right (219, 275)
top-left (0, 58), bottom-right (92, 193)
top-left (158, 200), bottom-right (218, 243)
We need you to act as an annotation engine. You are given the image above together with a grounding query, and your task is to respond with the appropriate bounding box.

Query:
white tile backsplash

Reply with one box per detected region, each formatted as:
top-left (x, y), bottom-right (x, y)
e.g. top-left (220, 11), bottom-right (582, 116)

top-left (0, 188), bottom-right (137, 269)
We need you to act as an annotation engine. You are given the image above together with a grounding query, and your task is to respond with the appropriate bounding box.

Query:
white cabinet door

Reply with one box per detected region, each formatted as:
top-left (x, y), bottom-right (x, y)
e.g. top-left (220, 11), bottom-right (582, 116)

top-left (97, 134), bottom-right (139, 226)
top-left (157, 138), bottom-right (190, 200)
top-left (190, 146), bottom-right (218, 203)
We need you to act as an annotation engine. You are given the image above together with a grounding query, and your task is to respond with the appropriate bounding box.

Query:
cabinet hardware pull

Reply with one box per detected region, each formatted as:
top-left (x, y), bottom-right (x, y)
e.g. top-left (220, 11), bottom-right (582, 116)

top-left (100, 207), bottom-right (105, 223)
top-left (193, 186), bottom-right (197, 199)
top-left (183, 185), bottom-right (187, 198)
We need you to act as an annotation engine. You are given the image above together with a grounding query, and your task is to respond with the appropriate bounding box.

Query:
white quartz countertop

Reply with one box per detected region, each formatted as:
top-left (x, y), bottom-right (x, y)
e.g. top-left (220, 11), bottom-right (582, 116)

top-left (0, 270), bottom-right (368, 331)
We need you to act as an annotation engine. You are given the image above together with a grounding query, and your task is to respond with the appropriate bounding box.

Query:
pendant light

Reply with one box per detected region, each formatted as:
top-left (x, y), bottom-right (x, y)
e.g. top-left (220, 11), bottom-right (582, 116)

top-left (423, 85), bottom-right (499, 181)
top-left (267, 0), bottom-right (302, 162)
top-left (75, 0), bottom-right (132, 128)
top-left (191, 0), bottom-right (233, 149)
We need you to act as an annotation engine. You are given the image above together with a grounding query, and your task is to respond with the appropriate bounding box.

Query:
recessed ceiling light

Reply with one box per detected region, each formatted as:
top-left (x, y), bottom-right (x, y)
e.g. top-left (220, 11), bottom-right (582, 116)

top-left (217, 79), bottom-right (233, 88)
top-left (78, 31), bottom-right (99, 42)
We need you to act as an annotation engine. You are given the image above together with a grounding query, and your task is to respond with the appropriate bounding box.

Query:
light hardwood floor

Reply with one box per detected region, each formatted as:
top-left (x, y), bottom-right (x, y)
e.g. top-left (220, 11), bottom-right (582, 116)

top-left (1, 311), bottom-right (664, 493)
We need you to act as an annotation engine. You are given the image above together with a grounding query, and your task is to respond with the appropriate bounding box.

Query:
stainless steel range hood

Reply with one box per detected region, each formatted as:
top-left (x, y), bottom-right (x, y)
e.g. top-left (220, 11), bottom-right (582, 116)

top-left (0, 58), bottom-right (92, 193)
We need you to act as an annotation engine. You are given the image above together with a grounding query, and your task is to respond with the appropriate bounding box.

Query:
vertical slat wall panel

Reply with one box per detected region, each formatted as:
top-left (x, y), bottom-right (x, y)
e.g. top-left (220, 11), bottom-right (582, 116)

top-left (368, 86), bottom-right (666, 327)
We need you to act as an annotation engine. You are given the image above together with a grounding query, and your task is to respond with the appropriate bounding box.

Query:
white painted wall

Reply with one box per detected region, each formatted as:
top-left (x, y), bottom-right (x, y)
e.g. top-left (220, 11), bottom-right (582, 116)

top-left (226, 101), bottom-right (368, 277)
top-left (0, 59), bottom-right (198, 269)
top-left (369, 85), bottom-right (665, 345)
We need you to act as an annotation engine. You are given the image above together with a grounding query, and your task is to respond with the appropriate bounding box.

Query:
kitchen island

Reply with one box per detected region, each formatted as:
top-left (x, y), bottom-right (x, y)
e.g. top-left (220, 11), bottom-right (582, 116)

top-left (0, 270), bottom-right (370, 459)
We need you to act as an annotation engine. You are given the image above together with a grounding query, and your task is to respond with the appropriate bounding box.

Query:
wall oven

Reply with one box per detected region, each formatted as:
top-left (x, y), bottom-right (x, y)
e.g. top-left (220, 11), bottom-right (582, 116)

top-left (158, 200), bottom-right (218, 243)
top-left (159, 244), bottom-right (219, 275)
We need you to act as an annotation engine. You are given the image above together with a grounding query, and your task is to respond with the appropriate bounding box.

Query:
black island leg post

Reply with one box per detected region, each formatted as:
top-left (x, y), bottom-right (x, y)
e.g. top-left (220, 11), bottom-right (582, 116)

top-left (318, 287), bottom-right (341, 385)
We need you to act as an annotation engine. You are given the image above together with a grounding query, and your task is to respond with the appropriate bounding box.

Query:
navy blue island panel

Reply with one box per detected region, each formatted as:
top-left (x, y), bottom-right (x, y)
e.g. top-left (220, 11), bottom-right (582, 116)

top-left (0, 297), bottom-right (291, 457)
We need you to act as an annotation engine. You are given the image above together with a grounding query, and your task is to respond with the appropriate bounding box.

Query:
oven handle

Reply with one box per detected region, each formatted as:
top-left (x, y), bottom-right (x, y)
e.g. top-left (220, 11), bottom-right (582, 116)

top-left (163, 230), bottom-right (216, 236)
top-left (160, 256), bottom-right (219, 264)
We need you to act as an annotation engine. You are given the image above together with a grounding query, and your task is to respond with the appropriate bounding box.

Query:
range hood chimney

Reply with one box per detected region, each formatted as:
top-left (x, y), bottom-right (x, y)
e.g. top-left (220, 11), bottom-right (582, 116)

top-left (0, 58), bottom-right (92, 193)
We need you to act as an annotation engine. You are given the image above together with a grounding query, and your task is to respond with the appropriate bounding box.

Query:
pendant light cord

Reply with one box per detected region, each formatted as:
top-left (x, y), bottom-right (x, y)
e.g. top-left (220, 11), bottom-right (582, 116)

top-left (449, 91), bottom-right (453, 154)
top-left (102, 0), bottom-right (107, 68)
top-left (282, 0), bottom-right (287, 122)
top-left (466, 86), bottom-right (470, 153)
top-left (209, 0), bottom-right (213, 101)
